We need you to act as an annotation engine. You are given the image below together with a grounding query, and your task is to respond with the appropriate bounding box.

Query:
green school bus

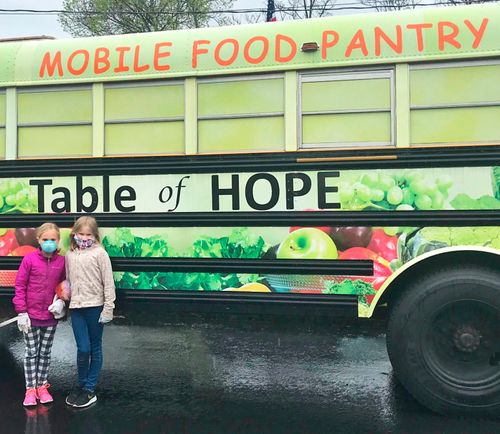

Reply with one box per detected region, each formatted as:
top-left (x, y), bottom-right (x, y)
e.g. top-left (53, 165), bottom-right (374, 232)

top-left (0, 3), bottom-right (499, 416)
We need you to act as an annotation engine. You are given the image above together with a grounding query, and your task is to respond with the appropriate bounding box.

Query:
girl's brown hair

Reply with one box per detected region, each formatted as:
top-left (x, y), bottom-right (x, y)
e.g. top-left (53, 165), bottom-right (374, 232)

top-left (70, 216), bottom-right (101, 250)
top-left (35, 222), bottom-right (60, 239)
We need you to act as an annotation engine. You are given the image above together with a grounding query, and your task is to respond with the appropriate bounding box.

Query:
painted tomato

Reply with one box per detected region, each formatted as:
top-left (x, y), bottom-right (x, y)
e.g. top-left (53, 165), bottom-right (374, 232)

top-left (10, 245), bottom-right (38, 256)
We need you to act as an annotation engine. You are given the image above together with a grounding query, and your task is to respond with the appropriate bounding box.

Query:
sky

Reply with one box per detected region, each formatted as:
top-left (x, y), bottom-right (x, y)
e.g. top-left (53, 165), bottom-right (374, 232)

top-left (0, 0), bottom-right (277, 39)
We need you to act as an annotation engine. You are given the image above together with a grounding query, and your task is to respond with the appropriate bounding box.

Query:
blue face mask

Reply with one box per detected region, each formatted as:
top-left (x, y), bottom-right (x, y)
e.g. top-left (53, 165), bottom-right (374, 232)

top-left (41, 240), bottom-right (58, 254)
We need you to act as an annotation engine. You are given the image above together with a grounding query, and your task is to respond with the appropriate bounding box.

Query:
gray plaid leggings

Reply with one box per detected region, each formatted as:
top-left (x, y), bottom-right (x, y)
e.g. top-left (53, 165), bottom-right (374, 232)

top-left (23, 326), bottom-right (56, 389)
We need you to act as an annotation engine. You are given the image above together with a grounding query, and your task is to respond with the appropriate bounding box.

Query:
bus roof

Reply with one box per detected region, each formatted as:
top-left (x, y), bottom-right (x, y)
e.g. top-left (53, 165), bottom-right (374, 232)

top-left (1, 3), bottom-right (499, 87)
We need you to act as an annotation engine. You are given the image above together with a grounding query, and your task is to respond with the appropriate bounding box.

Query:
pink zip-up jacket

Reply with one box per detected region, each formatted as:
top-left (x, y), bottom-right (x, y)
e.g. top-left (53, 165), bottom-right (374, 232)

top-left (13, 249), bottom-right (66, 321)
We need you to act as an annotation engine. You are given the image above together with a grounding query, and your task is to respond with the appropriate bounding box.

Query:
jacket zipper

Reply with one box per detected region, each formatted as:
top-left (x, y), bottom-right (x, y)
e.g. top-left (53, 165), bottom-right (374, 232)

top-left (46, 256), bottom-right (51, 281)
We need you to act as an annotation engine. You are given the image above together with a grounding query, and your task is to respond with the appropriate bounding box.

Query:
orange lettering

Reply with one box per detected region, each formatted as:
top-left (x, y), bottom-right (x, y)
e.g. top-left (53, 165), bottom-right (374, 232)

top-left (438, 21), bottom-right (461, 51)
top-left (345, 30), bottom-right (368, 58)
top-left (153, 42), bottom-right (171, 71)
top-left (374, 25), bottom-right (402, 56)
top-left (114, 46), bottom-right (131, 73)
top-left (407, 23), bottom-right (433, 52)
top-left (67, 49), bottom-right (89, 76)
top-left (39, 51), bottom-right (63, 78)
top-left (275, 34), bottom-right (297, 63)
top-left (133, 45), bottom-right (150, 72)
top-left (464, 18), bottom-right (488, 49)
top-left (215, 39), bottom-right (239, 67)
top-left (321, 30), bottom-right (339, 59)
top-left (243, 36), bottom-right (269, 65)
top-left (192, 40), bottom-right (210, 68)
top-left (94, 47), bottom-right (110, 74)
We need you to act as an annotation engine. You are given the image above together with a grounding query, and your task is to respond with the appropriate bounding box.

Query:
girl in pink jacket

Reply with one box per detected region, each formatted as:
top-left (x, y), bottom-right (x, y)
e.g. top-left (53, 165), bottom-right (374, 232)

top-left (12, 223), bottom-right (66, 407)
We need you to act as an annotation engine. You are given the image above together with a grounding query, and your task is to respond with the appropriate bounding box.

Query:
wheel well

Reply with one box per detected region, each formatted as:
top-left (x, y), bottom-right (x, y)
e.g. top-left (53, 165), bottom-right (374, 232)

top-left (376, 250), bottom-right (500, 314)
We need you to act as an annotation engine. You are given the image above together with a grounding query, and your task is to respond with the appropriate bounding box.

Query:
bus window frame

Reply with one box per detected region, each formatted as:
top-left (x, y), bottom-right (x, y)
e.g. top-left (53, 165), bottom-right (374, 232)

top-left (298, 68), bottom-right (395, 150)
top-left (409, 58), bottom-right (500, 147)
top-left (103, 78), bottom-right (185, 124)
top-left (16, 84), bottom-right (93, 158)
top-left (196, 73), bottom-right (286, 154)
top-left (102, 79), bottom-right (186, 156)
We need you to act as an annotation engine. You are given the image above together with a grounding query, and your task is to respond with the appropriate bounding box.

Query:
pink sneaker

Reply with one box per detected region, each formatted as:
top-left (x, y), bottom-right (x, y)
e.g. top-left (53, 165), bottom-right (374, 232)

top-left (36, 383), bottom-right (53, 404)
top-left (23, 388), bottom-right (37, 407)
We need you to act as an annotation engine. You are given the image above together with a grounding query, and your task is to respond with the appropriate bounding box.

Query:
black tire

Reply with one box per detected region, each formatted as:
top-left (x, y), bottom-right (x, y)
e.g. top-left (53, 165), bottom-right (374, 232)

top-left (387, 265), bottom-right (500, 417)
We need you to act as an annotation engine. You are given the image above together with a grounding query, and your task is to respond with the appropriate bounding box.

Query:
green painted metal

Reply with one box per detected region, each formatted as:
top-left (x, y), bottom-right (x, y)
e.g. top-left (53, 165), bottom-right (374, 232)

top-left (5, 88), bottom-right (17, 160)
top-left (411, 106), bottom-right (500, 144)
top-left (302, 77), bottom-right (391, 112)
top-left (284, 71), bottom-right (298, 151)
top-left (0, 4), bottom-right (498, 87)
top-left (17, 89), bottom-right (92, 124)
top-left (105, 84), bottom-right (184, 120)
top-left (198, 78), bottom-right (283, 116)
top-left (184, 78), bottom-right (197, 155)
top-left (395, 64), bottom-right (410, 148)
top-left (18, 125), bottom-right (92, 157)
top-left (92, 83), bottom-right (104, 157)
top-left (198, 117), bottom-right (285, 153)
top-left (0, 93), bottom-right (6, 124)
top-left (105, 121), bottom-right (185, 155)
top-left (410, 63), bottom-right (500, 106)
top-left (303, 112), bottom-right (391, 145)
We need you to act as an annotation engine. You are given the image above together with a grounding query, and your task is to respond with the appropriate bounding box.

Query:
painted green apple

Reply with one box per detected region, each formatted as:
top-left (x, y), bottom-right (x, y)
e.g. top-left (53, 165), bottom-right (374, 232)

top-left (277, 228), bottom-right (338, 259)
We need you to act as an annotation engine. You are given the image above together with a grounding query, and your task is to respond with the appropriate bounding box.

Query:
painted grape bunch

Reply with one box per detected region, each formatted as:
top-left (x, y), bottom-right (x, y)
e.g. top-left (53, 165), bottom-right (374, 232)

top-left (339, 171), bottom-right (453, 211)
top-left (0, 180), bottom-right (38, 214)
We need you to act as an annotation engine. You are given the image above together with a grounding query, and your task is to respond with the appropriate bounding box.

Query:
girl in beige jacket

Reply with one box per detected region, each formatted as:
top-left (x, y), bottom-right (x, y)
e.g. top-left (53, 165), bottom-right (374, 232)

top-left (64, 216), bottom-right (115, 409)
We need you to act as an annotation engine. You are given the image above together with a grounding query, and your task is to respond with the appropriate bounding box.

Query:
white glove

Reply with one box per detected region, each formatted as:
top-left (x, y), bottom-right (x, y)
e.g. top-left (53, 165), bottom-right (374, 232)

top-left (48, 295), bottom-right (66, 319)
top-left (98, 312), bottom-right (113, 324)
top-left (17, 313), bottom-right (31, 334)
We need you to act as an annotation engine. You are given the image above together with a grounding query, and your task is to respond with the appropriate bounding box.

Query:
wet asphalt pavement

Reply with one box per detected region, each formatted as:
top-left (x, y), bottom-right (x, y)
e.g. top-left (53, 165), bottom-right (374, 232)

top-left (0, 303), bottom-right (499, 434)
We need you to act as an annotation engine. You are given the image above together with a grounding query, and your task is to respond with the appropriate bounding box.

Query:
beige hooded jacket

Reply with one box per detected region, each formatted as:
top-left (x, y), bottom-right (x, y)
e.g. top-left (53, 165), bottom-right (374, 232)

top-left (65, 244), bottom-right (116, 319)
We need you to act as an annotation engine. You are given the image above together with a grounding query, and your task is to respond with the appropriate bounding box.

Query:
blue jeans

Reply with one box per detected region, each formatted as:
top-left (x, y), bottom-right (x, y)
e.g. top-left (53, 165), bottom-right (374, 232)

top-left (70, 306), bottom-right (104, 392)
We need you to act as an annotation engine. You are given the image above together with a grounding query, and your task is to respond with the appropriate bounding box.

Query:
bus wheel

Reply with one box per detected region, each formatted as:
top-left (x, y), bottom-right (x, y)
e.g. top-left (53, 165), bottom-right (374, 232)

top-left (386, 266), bottom-right (500, 416)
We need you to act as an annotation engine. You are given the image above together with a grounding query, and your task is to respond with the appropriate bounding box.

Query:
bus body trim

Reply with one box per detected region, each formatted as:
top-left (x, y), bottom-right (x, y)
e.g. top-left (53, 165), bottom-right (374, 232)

top-left (361, 246), bottom-right (500, 318)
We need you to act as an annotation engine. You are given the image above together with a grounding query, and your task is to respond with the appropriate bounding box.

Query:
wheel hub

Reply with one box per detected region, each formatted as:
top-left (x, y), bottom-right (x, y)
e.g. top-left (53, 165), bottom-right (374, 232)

top-left (453, 325), bottom-right (481, 353)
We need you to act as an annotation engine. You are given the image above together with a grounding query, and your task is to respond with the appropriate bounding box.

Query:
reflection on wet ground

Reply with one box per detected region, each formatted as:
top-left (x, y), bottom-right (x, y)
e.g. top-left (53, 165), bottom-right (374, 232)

top-left (0, 304), bottom-right (499, 434)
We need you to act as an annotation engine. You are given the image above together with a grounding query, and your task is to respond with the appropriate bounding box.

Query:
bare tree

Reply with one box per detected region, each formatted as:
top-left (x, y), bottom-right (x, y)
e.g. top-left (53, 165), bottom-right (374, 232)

top-left (59, 0), bottom-right (235, 37)
top-left (440, 0), bottom-right (489, 4)
top-left (360, 0), bottom-right (421, 12)
top-left (275, 0), bottom-right (337, 20)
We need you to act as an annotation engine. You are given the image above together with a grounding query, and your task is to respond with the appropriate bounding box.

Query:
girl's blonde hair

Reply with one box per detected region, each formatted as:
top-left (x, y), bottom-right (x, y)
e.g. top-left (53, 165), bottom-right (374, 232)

top-left (35, 222), bottom-right (60, 239)
top-left (70, 216), bottom-right (101, 250)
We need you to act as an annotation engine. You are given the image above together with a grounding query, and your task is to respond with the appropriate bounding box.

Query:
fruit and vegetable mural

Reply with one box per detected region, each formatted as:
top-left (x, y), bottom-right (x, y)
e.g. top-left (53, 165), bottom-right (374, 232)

top-left (0, 166), bottom-right (499, 316)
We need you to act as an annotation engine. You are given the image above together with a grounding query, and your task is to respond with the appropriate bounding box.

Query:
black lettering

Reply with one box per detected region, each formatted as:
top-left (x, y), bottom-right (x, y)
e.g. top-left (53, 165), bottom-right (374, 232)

top-left (285, 173), bottom-right (312, 210)
top-left (168, 176), bottom-right (190, 212)
top-left (245, 173), bottom-right (279, 211)
top-left (114, 186), bottom-right (136, 212)
top-left (159, 186), bottom-right (173, 203)
top-left (51, 187), bottom-right (71, 212)
top-left (29, 179), bottom-right (52, 212)
top-left (317, 171), bottom-right (340, 209)
top-left (212, 174), bottom-right (240, 211)
top-left (103, 175), bottom-right (110, 212)
top-left (76, 176), bottom-right (98, 212)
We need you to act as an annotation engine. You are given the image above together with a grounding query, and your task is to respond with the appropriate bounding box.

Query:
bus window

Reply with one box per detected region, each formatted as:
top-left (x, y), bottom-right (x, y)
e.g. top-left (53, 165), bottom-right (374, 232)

top-left (17, 86), bottom-right (92, 158)
top-left (410, 60), bottom-right (500, 145)
top-left (104, 81), bottom-right (185, 155)
top-left (197, 75), bottom-right (285, 153)
top-left (300, 70), bottom-right (394, 148)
